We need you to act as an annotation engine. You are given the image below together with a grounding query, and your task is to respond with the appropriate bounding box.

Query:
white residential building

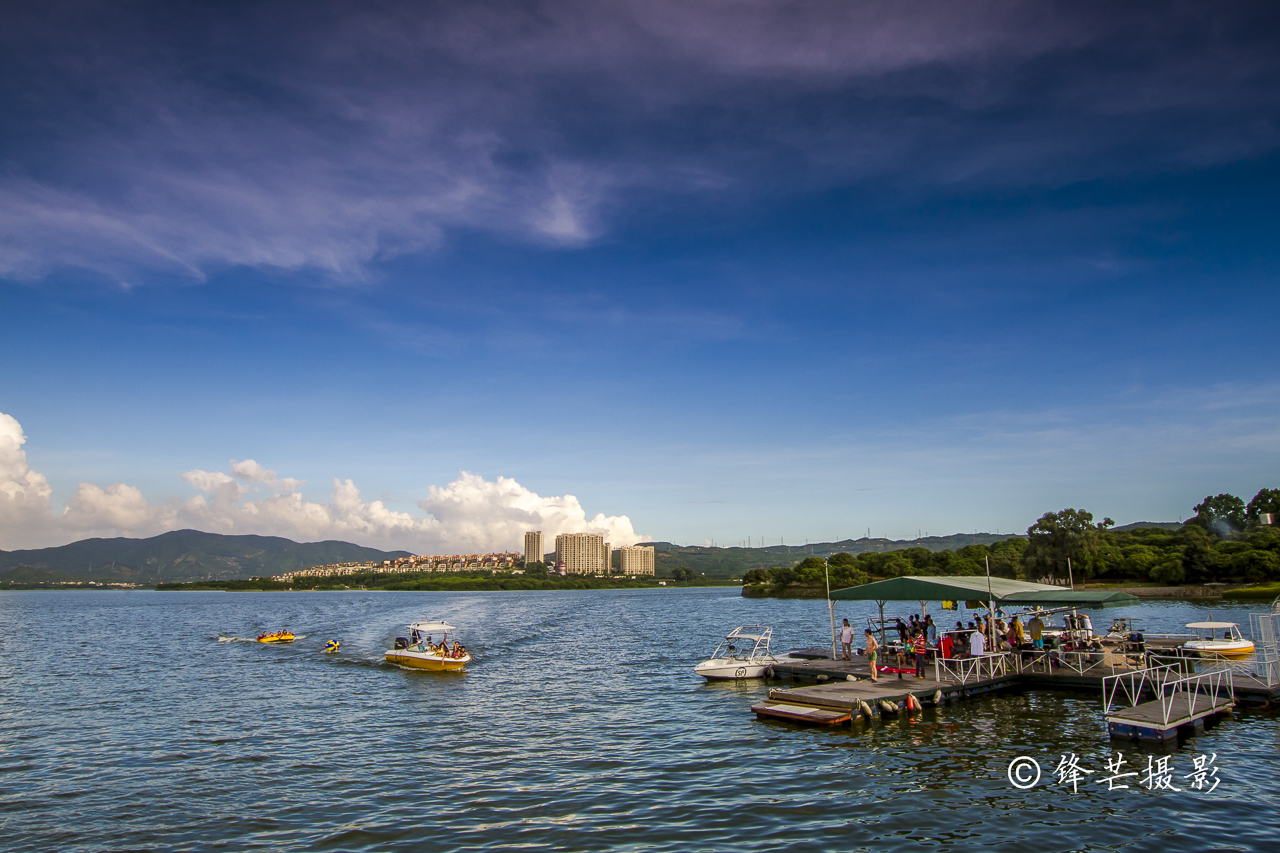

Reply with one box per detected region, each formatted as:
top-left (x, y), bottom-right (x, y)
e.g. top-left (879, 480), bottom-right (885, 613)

top-left (620, 545), bottom-right (655, 576)
top-left (523, 530), bottom-right (544, 565)
top-left (555, 532), bottom-right (610, 575)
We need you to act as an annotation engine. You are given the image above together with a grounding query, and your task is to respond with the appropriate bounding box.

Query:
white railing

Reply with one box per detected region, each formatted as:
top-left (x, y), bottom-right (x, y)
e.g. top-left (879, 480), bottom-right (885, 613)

top-left (935, 652), bottom-right (1012, 684)
top-left (1103, 664), bottom-right (1234, 728)
top-left (1249, 612), bottom-right (1280, 686)
top-left (1012, 647), bottom-right (1138, 676)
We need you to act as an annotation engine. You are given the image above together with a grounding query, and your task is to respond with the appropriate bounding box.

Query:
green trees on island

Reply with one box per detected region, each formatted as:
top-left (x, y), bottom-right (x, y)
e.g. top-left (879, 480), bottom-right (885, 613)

top-left (743, 487), bottom-right (1280, 595)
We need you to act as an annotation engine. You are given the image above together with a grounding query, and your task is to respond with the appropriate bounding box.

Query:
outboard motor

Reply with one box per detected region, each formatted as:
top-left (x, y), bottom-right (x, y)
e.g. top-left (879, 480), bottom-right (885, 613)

top-left (394, 636), bottom-right (410, 650)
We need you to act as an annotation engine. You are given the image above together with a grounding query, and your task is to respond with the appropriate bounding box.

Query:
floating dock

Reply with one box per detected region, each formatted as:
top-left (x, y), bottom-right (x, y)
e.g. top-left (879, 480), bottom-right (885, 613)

top-left (748, 646), bottom-right (1276, 739)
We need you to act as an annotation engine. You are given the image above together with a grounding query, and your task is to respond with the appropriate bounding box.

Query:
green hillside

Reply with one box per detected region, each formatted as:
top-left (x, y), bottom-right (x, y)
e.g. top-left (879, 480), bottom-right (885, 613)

top-left (647, 533), bottom-right (1021, 579)
top-left (0, 530), bottom-right (409, 584)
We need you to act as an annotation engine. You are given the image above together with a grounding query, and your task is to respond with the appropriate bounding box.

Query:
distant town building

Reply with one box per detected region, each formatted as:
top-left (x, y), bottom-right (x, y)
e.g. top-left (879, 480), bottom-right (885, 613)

top-left (620, 545), bottom-right (655, 576)
top-left (523, 530), bottom-right (544, 565)
top-left (554, 532), bottom-right (609, 575)
top-left (272, 552), bottom-right (520, 582)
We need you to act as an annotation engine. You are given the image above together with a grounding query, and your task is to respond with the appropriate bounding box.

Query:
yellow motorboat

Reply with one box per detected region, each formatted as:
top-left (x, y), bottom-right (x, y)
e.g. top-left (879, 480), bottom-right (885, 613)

top-left (1183, 621), bottom-right (1254, 659)
top-left (385, 621), bottom-right (471, 671)
top-left (257, 630), bottom-right (295, 644)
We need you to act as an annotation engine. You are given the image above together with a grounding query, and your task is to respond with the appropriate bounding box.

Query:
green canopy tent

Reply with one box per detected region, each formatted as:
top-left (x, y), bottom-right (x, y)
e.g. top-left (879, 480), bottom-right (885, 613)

top-left (1000, 589), bottom-right (1141, 609)
top-left (828, 576), bottom-right (1139, 647)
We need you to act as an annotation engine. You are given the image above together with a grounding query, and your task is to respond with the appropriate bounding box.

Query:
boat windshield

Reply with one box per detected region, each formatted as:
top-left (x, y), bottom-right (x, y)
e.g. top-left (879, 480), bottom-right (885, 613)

top-left (711, 626), bottom-right (772, 660)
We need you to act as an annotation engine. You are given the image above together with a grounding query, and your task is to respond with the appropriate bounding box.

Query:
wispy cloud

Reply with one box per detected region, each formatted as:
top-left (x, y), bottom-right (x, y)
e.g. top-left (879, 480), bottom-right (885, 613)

top-left (2, 1), bottom-right (1277, 284)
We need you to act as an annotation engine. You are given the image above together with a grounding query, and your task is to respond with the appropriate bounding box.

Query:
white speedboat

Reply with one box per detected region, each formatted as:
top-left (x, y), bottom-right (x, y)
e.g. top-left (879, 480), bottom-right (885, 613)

top-left (694, 625), bottom-right (777, 680)
top-left (385, 621), bottom-right (472, 671)
top-left (1183, 621), bottom-right (1254, 659)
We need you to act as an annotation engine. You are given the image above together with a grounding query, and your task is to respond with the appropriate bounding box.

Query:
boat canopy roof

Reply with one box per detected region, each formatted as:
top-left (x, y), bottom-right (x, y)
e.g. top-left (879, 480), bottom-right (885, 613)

top-left (409, 621), bottom-right (457, 633)
top-left (1186, 621), bottom-right (1239, 629)
top-left (829, 576), bottom-right (1140, 608)
top-left (724, 625), bottom-right (770, 641)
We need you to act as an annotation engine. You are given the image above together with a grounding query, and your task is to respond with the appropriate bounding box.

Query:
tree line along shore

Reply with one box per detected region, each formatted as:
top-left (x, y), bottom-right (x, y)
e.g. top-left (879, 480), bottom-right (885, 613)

top-left (154, 568), bottom-right (732, 593)
top-left (743, 488), bottom-right (1280, 601)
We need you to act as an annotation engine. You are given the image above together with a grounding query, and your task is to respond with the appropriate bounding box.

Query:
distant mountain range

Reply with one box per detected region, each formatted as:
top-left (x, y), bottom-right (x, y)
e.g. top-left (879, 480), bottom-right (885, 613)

top-left (2, 524), bottom-right (1182, 585)
top-left (0, 530), bottom-right (409, 584)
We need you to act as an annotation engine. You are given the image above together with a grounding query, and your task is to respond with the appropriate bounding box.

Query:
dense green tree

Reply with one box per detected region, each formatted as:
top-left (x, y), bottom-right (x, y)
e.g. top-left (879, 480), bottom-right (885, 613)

top-left (1246, 488), bottom-right (1280, 524)
top-left (827, 552), bottom-right (858, 568)
top-left (1229, 549), bottom-right (1280, 583)
top-left (1118, 544), bottom-right (1159, 579)
top-left (1023, 509), bottom-right (1114, 584)
top-left (1149, 558), bottom-right (1185, 585)
top-left (671, 567), bottom-right (696, 582)
top-left (1178, 524), bottom-right (1220, 583)
top-left (1249, 526), bottom-right (1280, 552)
top-left (988, 538), bottom-right (1028, 579)
top-left (1190, 493), bottom-right (1246, 534)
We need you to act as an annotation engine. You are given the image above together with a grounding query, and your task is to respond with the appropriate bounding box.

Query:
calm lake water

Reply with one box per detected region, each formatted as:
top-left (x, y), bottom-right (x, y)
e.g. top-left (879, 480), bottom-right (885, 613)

top-left (1, 589), bottom-right (1277, 852)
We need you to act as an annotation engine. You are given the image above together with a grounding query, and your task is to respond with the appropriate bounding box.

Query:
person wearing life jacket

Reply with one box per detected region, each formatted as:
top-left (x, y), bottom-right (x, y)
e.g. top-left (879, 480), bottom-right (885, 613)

top-left (912, 630), bottom-right (928, 678)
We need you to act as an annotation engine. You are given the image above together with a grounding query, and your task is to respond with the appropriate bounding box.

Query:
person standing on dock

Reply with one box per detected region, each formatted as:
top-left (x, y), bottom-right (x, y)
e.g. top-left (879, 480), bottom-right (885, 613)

top-left (912, 630), bottom-right (928, 678)
top-left (864, 629), bottom-right (879, 682)
top-left (1029, 612), bottom-right (1045, 649)
top-left (925, 615), bottom-right (937, 645)
top-left (840, 619), bottom-right (854, 661)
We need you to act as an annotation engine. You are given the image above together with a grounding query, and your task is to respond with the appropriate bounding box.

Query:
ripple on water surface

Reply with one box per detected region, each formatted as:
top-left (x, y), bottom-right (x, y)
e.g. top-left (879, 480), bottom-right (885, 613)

top-left (0, 590), bottom-right (1276, 852)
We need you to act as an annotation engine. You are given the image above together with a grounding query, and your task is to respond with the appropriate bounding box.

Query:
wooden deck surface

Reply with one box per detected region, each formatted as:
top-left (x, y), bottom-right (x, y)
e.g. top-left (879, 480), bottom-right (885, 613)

top-left (1107, 692), bottom-right (1234, 727)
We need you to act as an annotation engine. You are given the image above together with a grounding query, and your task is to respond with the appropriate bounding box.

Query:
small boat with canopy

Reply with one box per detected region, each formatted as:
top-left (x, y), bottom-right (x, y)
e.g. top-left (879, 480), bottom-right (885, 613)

top-left (1183, 621), bottom-right (1254, 658)
top-left (385, 621), bottom-right (471, 671)
top-left (694, 625), bottom-right (777, 680)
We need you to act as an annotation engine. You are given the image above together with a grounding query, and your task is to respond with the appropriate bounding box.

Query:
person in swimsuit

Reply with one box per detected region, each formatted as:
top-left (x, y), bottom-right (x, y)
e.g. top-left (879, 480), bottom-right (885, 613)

top-left (864, 629), bottom-right (879, 682)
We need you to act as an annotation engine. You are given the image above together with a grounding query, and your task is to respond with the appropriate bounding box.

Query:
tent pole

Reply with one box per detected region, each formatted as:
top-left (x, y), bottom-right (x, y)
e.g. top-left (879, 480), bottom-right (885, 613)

top-left (825, 561), bottom-right (837, 660)
top-left (986, 555), bottom-right (997, 652)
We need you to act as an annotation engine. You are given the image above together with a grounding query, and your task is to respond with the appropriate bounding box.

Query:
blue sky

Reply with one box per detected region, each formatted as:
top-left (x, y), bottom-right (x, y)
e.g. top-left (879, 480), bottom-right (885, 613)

top-left (2, 1), bottom-right (1278, 551)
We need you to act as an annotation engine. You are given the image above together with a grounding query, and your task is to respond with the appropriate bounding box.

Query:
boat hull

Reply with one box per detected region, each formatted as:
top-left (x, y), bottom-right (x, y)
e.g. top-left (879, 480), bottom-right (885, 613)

top-left (1184, 640), bottom-right (1255, 659)
top-left (694, 658), bottom-right (772, 680)
top-left (385, 650), bottom-right (470, 671)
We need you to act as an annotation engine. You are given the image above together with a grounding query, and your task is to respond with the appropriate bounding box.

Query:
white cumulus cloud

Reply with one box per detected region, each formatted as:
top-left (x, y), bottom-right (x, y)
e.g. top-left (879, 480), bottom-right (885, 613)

top-left (0, 410), bottom-right (644, 553)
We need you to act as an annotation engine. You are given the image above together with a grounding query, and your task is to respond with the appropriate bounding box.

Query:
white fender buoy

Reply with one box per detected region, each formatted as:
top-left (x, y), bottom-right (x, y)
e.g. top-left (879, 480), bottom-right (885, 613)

top-left (880, 700), bottom-right (898, 714)
top-left (816, 674), bottom-right (829, 683)
top-left (860, 700), bottom-right (874, 719)
top-left (933, 689), bottom-right (943, 705)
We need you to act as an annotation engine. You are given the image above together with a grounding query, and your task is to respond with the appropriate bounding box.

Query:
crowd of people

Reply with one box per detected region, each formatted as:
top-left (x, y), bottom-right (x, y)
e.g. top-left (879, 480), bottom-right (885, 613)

top-left (841, 609), bottom-right (1100, 680)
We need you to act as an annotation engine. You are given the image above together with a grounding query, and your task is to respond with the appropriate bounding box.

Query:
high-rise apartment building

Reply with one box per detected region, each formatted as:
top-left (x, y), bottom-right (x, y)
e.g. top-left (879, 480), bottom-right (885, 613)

top-left (554, 532), bottom-right (609, 575)
top-left (620, 545), bottom-right (655, 576)
top-left (523, 530), bottom-right (544, 566)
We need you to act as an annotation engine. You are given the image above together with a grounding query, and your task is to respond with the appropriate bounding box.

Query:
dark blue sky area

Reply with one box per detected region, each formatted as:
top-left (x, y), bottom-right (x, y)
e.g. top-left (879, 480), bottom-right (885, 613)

top-left (2, 1), bottom-right (1278, 549)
